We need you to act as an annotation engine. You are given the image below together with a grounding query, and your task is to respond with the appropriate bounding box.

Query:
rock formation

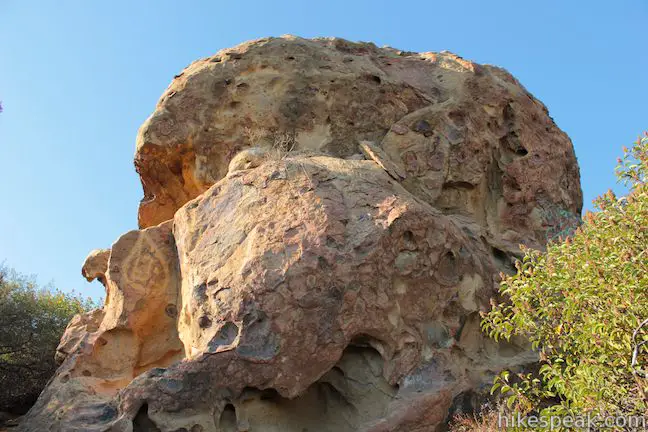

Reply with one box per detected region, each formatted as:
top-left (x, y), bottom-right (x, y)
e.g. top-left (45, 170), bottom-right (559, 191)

top-left (19, 36), bottom-right (582, 431)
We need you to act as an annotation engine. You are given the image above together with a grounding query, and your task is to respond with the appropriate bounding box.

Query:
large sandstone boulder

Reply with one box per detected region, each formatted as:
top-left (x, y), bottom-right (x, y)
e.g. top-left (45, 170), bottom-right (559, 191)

top-left (134, 35), bottom-right (581, 242)
top-left (19, 36), bottom-right (582, 432)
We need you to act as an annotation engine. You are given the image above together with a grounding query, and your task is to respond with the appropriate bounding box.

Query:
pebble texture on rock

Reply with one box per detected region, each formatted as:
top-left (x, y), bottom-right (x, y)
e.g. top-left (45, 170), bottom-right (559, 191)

top-left (19, 36), bottom-right (582, 432)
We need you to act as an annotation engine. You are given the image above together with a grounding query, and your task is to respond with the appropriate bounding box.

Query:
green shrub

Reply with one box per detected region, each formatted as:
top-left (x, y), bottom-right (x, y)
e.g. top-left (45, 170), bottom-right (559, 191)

top-left (0, 266), bottom-right (96, 414)
top-left (482, 134), bottom-right (648, 420)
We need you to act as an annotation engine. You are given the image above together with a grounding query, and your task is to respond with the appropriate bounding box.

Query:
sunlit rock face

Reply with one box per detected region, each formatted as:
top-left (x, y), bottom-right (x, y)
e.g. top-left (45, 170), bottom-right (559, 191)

top-left (19, 36), bottom-right (581, 432)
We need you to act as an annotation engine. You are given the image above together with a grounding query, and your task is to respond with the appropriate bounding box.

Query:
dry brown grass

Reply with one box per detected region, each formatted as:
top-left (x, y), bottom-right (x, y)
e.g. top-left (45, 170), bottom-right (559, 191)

top-left (449, 407), bottom-right (504, 432)
top-left (242, 126), bottom-right (297, 161)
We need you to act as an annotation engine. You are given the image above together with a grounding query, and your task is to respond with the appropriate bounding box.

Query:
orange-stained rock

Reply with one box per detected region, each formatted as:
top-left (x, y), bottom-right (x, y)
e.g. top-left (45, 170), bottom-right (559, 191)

top-left (81, 248), bottom-right (110, 286)
top-left (87, 221), bottom-right (184, 381)
top-left (22, 222), bottom-right (184, 431)
top-left (19, 36), bottom-right (581, 432)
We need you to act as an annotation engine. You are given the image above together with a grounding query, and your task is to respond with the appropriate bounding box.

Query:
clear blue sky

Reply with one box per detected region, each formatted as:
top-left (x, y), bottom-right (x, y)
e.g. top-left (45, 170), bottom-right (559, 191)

top-left (1, 1), bottom-right (646, 300)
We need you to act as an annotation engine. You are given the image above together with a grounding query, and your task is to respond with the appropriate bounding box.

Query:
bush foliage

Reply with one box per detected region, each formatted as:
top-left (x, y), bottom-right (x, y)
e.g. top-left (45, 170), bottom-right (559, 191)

top-left (482, 134), bottom-right (648, 421)
top-left (0, 266), bottom-right (96, 414)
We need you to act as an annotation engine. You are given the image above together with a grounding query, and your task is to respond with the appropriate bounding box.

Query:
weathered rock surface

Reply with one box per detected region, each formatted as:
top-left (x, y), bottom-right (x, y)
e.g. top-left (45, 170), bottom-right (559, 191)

top-left (134, 35), bottom-right (581, 238)
top-left (19, 36), bottom-right (582, 432)
top-left (81, 249), bottom-right (110, 286)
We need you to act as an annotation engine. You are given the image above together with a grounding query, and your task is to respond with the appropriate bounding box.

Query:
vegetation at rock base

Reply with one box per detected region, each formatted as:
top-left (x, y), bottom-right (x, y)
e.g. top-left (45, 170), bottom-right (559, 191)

top-left (450, 406), bottom-right (503, 432)
top-left (454, 134), bottom-right (647, 430)
top-left (0, 266), bottom-right (96, 415)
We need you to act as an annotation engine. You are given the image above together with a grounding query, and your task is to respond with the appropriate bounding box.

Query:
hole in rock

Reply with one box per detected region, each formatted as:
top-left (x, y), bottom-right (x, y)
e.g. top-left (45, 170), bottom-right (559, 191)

top-left (227, 344), bottom-right (397, 431)
top-left (413, 119), bottom-right (432, 136)
top-left (491, 246), bottom-right (516, 275)
top-left (198, 315), bottom-right (212, 328)
top-left (402, 230), bottom-right (416, 249)
top-left (403, 230), bottom-right (414, 241)
top-left (219, 404), bottom-right (237, 431)
top-left (349, 334), bottom-right (387, 358)
top-left (500, 131), bottom-right (528, 158)
top-left (165, 304), bottom-right (178, 318)
top-left (515, 146), bottom-right (529, 156)
top-left (444, 251), bottom-right (456, 263)
top-left (443, 180), bottom-right (475, 190)
top-left (133, 404), bottom-right (161, 432)
top-left (491, 247), bottom-right (507, 263)
top-left (208, 322), bottom-right (239, 352)
top-left (193, 283), bottom-right (207, 302)
top-left (260, 388), bottom-right (280, 401)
